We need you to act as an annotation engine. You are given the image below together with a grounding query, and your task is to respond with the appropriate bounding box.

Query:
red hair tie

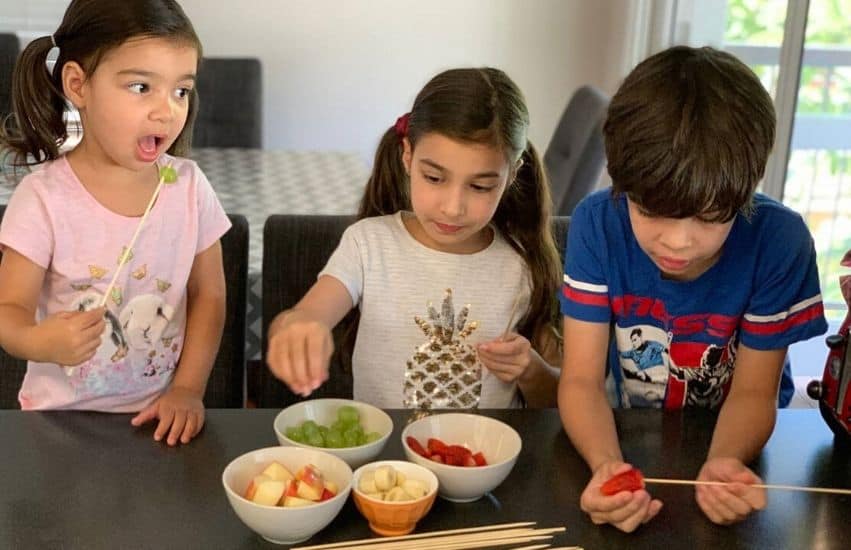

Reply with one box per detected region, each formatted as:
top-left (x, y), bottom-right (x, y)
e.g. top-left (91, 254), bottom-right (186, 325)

top-left (394, 112), bottom-right (411, 138)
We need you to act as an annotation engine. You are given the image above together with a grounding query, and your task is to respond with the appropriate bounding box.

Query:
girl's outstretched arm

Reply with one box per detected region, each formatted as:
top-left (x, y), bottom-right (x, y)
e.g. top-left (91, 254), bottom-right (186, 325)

top-left (131, 240), bottom-right (225, 445)
top-left (266, 275), bottom-right (354, 397)
top-left (0, 248), bottom-right (105, 366)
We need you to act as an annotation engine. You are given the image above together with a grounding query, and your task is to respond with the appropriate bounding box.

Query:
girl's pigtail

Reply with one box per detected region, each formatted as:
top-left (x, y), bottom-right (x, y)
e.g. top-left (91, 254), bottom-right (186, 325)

top-left (357, 126), bottom-right (410, 219)
top-left (1, 36), bottom-right (68, 167)
top-left (494, 141), bottom-right (562, 351)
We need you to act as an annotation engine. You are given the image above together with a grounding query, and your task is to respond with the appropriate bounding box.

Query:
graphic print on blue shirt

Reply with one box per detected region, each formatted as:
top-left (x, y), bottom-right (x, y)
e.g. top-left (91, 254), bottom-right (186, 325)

top-left (560, 189), bottom-right (828, 410)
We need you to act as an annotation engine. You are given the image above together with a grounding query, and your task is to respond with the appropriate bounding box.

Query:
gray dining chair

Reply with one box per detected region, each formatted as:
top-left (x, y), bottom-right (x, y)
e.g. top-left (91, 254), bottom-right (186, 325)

top-left (544, 85), bottom-right (610, 216)
top-left (0, 33), bottom-right (19, 120)
top-left (0, 207), bottom-right (249, 409)
top-left (192, 57), bottom-right (262, 148)
top-left (258, 214), bottom-right (356, 408)
top-left (0, 204), bottom-right (27, 409)
top-left (257, 214), bottom-right (571, 409)
top-left (205, 213), bottom-right (249, 408)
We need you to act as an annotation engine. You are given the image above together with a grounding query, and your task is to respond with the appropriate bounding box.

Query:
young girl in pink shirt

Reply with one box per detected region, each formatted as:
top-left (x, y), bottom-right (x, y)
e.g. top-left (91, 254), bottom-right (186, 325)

top-left (0, 0), bottom-right (230, 446)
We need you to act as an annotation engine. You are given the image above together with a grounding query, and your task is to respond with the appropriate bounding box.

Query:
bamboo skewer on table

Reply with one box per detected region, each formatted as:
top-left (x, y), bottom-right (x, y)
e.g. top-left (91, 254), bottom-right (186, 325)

top-left (643, 477), bottom-right (851, 496)
top-left (293, 524), bottom-right (565, 550)
top-left (66, 164), bottom-right (174, 377)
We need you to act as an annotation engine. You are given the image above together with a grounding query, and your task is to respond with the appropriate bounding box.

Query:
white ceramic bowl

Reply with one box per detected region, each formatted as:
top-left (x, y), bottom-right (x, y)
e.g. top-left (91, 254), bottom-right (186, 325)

top-left (351, 460), bottom-right (439, 536)
top-left (401, 413), bottom-right (522, 502)
top-left (222, 446), bottom-right (352, 545)
top-left (273, 398), bottom-right (394, 468)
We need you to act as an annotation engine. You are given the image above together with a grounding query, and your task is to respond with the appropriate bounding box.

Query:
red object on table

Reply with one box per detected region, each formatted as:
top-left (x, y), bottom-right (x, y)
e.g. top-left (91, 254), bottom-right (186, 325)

top-left (601, 468), bottom-right (645, 495)
top-left (406, 436), bottom-right (430, 458)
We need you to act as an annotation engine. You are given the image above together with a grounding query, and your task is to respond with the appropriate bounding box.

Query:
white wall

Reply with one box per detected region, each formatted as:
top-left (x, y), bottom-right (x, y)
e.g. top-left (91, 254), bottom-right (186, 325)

top-left (180, 0), bottom-right (625, 159)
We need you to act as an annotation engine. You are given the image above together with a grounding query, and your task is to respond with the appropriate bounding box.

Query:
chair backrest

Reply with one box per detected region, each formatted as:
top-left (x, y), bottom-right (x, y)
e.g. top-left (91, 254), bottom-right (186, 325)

top-left (0, 204), bottom-right (27, 409)
top-left (544, 85), bottom-right (610, 216)
top-left (204, 213), bottom-right (249, 408)
top-left (192, 57), bottom-right (262, 148)
top-left (0, 207), bottom-right (248, 409)
top-left (259, 214), bottom-right (355, 408)
top-left (552, 215), bottom-right (570, 267)
top-left (0, 33), bottom-right (19, 119)
top-left (258, 214), bottom-right (571, 409)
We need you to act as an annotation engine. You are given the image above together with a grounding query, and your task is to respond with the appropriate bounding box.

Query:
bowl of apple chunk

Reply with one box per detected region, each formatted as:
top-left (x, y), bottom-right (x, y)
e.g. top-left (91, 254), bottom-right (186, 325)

top-left (222, 446), bottom-right (352, 545)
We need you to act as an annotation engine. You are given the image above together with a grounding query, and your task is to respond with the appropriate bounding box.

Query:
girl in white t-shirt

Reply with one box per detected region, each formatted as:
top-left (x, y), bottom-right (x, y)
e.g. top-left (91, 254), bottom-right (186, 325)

top-left (267, 68), bottom-right (562, 408)
top-left (0, 0), bottom-right (230, 445)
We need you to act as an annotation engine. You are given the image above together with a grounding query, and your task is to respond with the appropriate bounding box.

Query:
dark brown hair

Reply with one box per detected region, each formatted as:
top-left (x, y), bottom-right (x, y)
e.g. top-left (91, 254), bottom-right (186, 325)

top-left (356, 67), bottom-right (562, 352)
top-left (604, 46), bottom-right (776, 222)
top-left (1, 0), bottom-right (202, 167)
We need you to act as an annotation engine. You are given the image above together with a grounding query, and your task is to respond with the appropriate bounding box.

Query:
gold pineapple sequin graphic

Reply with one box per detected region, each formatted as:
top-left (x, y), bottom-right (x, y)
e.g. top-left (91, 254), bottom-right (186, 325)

top-left (403, 289), bottom-right (482, 410)
top-left (156, 279), bottom-right (172, 292)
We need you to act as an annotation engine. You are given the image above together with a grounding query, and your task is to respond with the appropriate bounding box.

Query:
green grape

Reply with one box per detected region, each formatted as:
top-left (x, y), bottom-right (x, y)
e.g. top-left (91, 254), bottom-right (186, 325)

top-left (318, 425), bottom-right (329, 438)
top-left (307, 432), bottom-right (325, 447)
top-left (337, 405), bottom-right (360, 426)
top-left (365, 431), bottom-right (382, 443)
top-left (301, 420), bottom-right (320, 438)
top-left (159, 165), bottom-right (178, 184)
top-left (357, 433), bottom-right (368, 446)
top-left (285, 426), bottom-right (304, 442)
top-left (325, 429), bottom-right (344, 448)
top-left (331, 420), bottom-right (347, 433)
top-left (343, 430), bottom-right (360, 447)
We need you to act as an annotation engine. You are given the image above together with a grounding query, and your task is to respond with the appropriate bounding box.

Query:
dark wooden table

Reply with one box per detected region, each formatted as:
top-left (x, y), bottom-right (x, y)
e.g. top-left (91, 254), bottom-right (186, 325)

top-left (1, 408), bottom-right (849, 549)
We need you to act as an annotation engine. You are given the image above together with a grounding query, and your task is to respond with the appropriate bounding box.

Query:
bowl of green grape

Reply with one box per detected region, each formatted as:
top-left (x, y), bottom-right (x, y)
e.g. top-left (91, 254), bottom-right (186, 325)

top-left (273, 399), bottom-right (394, 468)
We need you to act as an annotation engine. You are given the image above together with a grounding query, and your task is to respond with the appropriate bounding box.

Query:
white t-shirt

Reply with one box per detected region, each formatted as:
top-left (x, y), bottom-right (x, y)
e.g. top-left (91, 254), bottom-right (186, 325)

top-left (320, 212), bottom-right (531, 408)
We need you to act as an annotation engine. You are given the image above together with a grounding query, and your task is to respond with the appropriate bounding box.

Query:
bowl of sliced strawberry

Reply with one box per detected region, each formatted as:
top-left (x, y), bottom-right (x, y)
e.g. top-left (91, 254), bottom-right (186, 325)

top-left (400, 413), bottom-right (521, 502)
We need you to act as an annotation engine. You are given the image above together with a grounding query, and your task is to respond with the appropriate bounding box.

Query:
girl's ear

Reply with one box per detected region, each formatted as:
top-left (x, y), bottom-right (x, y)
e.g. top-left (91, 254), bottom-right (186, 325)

top-left (62, 61), bottom-right (88, 109)
top-left (401, 137), bottom-right (412, 176)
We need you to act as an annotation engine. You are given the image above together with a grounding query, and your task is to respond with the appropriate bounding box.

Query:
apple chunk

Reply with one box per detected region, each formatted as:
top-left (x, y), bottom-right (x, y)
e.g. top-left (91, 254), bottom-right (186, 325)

top-left (252, 480), bottom-right (287, 506)
top-left (244, 474), bottom-right (272, 500)
top-left (261, 461), bottom-right (294, 483)
top-left (295, 464), bottom-right (325, 501)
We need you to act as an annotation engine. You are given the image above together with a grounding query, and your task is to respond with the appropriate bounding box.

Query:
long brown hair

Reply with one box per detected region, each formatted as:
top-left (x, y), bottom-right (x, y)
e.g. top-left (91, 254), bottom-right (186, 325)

top-left (355, 67), bottom-right (561, 352)
top-left (0, 0), bottom-right (202, 168)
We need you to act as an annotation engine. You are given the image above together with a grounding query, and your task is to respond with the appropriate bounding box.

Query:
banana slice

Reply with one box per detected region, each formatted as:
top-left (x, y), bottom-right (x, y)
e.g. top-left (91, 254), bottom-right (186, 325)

top-left (359, 471), bottom-right (379, 494)
top-left (385, 486), bottom-right (410, 502)
top-left (374, 465), bottom-right (397, 491)
top-left (402, 479), bottom-right (427, 499)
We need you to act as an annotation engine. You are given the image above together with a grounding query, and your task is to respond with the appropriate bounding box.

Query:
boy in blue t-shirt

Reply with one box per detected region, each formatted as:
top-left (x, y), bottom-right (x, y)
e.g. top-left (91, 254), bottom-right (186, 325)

top-left (558, 46), bottom-right (828, 532)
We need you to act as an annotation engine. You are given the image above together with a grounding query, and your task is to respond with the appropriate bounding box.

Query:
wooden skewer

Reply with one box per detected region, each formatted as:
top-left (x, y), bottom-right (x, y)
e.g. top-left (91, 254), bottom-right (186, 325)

top-left (318, 534), bottom-right (556, 550)
top-left (292, 523), bottom-right (552, 550)
top-left (643, 477), bottom-right (851, 496)
top-left (66, 164), bottom-right (171, 377)
top-left (98, 164), bottom-right (172, 308)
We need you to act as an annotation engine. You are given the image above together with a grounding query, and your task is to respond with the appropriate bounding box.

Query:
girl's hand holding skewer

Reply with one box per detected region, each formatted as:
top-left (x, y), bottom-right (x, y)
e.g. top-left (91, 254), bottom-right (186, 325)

top-left (131, 385), bottom-right (205, 446)
top-left (477, 332), bottom-right (534, 383)
top-left (29, 307), bottom-right (106, 367)
top-left (695, 457), bottom-right (766, 525)
top-left (267, 309), bottom-right (333, 397)
top-left (584, 461), bottom-right (663, 533)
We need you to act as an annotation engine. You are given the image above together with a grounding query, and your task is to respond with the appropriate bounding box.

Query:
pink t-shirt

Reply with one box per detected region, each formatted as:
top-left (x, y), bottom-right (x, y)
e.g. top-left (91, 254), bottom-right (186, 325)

top-left (0, 154), bottom-right (231, 412)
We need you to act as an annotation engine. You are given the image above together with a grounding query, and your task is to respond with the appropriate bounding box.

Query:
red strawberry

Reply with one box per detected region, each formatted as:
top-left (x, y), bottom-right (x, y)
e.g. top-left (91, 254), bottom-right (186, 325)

top-left (406, 436), bottom-right (430, 458)
top-left (427, 438), bottom-right (449, 457)
top-left (600, 468), bottom-right (645, 496)
top-left (472, 452), bottom-right (487, 466)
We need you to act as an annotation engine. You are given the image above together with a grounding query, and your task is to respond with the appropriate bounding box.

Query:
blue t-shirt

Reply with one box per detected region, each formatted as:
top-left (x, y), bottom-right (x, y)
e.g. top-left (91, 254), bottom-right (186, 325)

top-left (560, 189), bottom-right (828, 409)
